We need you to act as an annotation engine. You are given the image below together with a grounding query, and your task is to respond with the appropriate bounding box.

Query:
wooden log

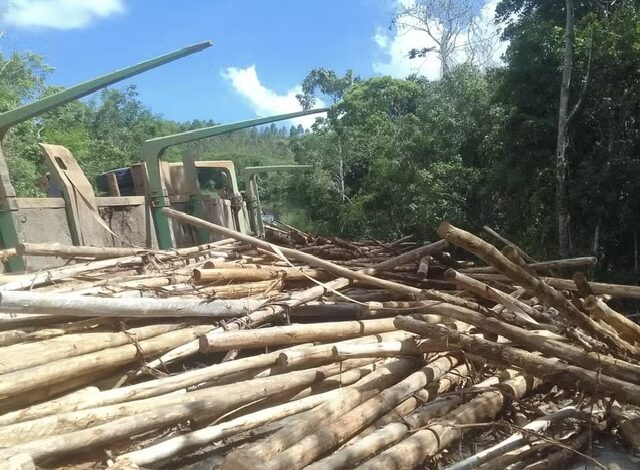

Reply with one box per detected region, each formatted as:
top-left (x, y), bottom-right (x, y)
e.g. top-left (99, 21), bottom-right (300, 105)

top-left (277, 331), bottom-right (415, 369)
top-left (460, 256), bottom-right (597, 274)
top-left (372, 240), bottom-right (448, 271)
top-left (395, 315), bottom-right (640, 406)
top-left (259, 363), bottom-right (379, 406)
top-left (0, 312), bottom-right (75, 330)
top-left (0, 290), bottom-right (263, 318)
top-left (0, 366), bottom-right (128, 414)
top-left (332, 340), bottom-right (419, 358)
top-left (220, 362), bottom-right (381, 423)
top-left (584, 296), bottom-right (640, 345)
top-left (414, 301), bottom-right (640, 384)
top-left (0, 359), bottom-right (375, 447)
top-left (201, 260), bottom-right (262, 269)
top-left (193, 267), bottom-right (329, 283)
top-left (356, 365), bottom-right (505, 439)
top-left (144, 277), bottom-right (355, 370)
top-left (610, 403), bottom-right (640, 452)
top-left (0, 386), bottom-right (99, 427)
top-left (544, 277), bottom-right (640, 299)
top-left (482, 226), bottom-right (537, 263)
top-left (0, 325), bottom-right (213, 401)
top-left (445, 269), bottom-right (541, 325)
top-left (309, 373), bottom-right (503, 470)
top-left (416, 256), bottom-right (430, 279)
top-left (445, 406), bottom-right (579, 470)
top-left (198, 318), bottom-right (400, 353)
top-left (332, 339), bottom-right (456, 359)
top-left (356, 374), bottom-right (538, 470)
top-left (0, 323), bottom-right (181, 373)
top-left (226, 356), bottom-right (461, 470)
top-left (117, 387), bottom-right (350, 466)
top-left (220, 357), bottom-right (418, 469)
top-left (0, 453), bottom-right (35, 470)
top-left (0, 247), bottom-right (17, 261)
top-left (17, 243), bottom-right (144, 259)
top-left (438, 222), bottom-right (640, 358)
top-left (160, 279), bottom-right (283, 300)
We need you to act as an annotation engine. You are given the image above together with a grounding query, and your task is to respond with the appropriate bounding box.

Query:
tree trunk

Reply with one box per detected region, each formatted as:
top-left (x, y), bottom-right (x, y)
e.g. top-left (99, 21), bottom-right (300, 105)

top-left (556, 0), bottom-right (575, 258)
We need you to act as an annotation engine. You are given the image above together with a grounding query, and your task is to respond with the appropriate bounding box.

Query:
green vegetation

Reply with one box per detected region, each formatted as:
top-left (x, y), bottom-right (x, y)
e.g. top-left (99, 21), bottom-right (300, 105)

top-left (2, 0), bottom-right (640, 281)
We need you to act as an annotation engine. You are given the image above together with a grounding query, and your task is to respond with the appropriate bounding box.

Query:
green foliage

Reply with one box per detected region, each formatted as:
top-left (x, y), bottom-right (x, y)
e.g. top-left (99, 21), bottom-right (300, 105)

top-left (287, 67), bottom-right (491, 240)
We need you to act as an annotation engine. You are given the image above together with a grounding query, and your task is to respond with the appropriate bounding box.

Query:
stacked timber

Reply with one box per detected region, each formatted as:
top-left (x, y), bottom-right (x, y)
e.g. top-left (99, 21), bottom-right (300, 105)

top-left (0, 213), bottom-right (639, 470)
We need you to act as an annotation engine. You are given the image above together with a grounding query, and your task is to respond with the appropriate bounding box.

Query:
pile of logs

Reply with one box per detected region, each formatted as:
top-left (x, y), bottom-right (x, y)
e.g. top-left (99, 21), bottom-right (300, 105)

top-left (1, 209), bottom-right (639, 470)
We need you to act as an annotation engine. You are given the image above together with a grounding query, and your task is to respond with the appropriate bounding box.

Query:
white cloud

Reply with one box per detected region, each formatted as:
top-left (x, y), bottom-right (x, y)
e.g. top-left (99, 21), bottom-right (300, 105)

top-left (373, 0), bottom-right (507, 79)
top-left (5, 0), bottom-right (125, 30)
top-left (221, 65), bottom-right (326, 129)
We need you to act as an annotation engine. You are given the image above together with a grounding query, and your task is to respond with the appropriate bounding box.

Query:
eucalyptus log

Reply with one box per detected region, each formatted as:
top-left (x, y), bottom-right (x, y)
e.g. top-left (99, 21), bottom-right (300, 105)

top-left (356, 374), bottom-right (538, 470)
top-left (0, 291), bottom-right (263, 318)
top-left (482, 226), bottom-right (537, 263)
top-left (117, 387), bottom-right (348, 466)
top-left (0, 325), bottom-right (213, 400)
top-left (0, 323), bottom-right (181, 373)
top-left (144, 277), bottom-right (355, 370)
top-left (17, 243), bottom-right (145, 259)
top-left (543, 277), bottom-right (640, 299)
top-left (221, 357), bottom-right (418, 469)
top-left (414, 301), bottom-right (640, 384)
top-left (445, 269), bottom-right (540, 325)
top-left (223, 355), bottom-right (460, 470)
top-left (162, 207), bottom-right (423, 296)
top-left (583, 296), bottom-right (640, 344)
top-left (193, 267), bottom-right (329, 283)
top-left (199, 318), bottom-right (400, 353)
top-left (438, 222), bottom-right (640, 358)
top-left (395, 315), bottom-right (640, 406)
top-left (0, 346), bottom-right (290, 426)
top-left (309, 373), bottom-right (502, 470)
top-left (460, 256), bottom-right (597, 274)
top-left (277, 331), bottom-right (415, 368)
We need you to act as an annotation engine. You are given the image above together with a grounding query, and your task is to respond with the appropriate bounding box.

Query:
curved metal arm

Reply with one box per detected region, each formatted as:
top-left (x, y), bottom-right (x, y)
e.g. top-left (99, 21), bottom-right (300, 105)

top-left (0, 41), bottom-right (212, 134)
top-left (0, 41), bottom-right (212, 271)
top-left (143, 108), bottom-right (327, 249)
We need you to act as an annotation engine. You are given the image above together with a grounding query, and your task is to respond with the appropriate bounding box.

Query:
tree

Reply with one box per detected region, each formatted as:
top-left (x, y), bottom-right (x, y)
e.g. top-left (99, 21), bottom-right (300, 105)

top-left (296, 68), bottom-right (360, 110)
top-left (396, 0), bottom-right (475, 77)
top-left (296, 69), bottom-right (361, 203)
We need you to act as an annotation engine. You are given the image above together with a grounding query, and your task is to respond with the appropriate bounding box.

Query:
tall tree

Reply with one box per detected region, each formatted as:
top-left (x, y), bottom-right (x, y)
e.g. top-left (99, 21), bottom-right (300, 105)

top-left (396, 0), bottom-right (475, 76)
top-left (296, 69), bottom-right (361, 202)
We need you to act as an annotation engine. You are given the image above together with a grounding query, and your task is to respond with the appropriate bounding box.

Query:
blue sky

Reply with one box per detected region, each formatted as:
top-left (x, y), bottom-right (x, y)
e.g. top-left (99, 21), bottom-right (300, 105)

top-left (1, 0), bottom-right (502, 127)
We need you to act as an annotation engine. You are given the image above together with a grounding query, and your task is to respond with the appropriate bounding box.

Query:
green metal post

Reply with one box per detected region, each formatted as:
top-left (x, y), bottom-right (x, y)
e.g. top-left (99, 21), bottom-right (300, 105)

top-left (142, 109), bottom-right (327, 249)
top-left (0, 41), bottom-right (212, 271)
top-left (243, 165), bottom-right (312, 237)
